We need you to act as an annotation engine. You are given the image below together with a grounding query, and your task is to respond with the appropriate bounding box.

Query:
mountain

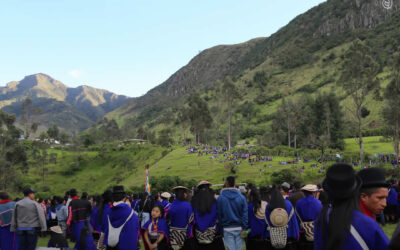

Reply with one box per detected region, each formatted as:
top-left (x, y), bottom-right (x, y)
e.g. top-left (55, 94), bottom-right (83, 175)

top-left (107, 0), bottom-right (400, 142)
top-left (0, 73), bottom-right (131, 134)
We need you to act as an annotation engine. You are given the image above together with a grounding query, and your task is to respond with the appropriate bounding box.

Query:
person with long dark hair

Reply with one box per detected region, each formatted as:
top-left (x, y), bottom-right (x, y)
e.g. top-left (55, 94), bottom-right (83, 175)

top-left (247, 187), bottom-right (268, 249)
top-left (314, 163), bottom-right (389, 250)
top-left (264, 187), bottom-right (299, 250)
top-left (168, 186), bottom-right (194, 250)
top-left (191, 181), bottom-right (224, 250)
top-left (95, 190), bottom-right (112, 249)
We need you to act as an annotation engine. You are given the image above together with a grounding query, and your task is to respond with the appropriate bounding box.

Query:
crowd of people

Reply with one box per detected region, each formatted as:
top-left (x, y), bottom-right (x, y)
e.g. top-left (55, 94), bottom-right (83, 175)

top-left (1, 163), bottom-right (400, 250)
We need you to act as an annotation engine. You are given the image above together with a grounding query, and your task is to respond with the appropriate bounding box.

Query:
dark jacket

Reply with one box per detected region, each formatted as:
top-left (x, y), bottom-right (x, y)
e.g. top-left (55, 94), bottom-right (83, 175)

top-left (67, 198), bottom-right (92, 224)
top-left (217, 188), bottom-right (248, 229)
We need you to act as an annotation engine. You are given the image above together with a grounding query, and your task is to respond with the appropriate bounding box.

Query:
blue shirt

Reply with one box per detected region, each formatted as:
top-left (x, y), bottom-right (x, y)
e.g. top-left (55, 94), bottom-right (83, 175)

top-left (194, 202), bottom-right (218, 232)
top-left (295, 195), bottom-right (322, 222)
top-left (248, 202), bottom-right (267, 238)
top-left (314, 210), bottom-right (389, 250)
top-left (168, 199), bottom-right (193, 237)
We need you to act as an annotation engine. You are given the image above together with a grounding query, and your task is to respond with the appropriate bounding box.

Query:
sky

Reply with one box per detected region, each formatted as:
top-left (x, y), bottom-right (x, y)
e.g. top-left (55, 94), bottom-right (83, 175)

top-left (0, 0), bottom-right (326, 97)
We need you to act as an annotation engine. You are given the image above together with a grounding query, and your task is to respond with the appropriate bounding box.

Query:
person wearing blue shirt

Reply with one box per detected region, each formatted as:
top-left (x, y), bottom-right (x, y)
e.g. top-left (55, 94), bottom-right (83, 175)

top-left (247, 187), bottom-right (268, 250)
top-left (103, 186), bottom-right (140, 250)
top-left (314, 163), bottom-right (389, 250)
top-left (385, 183), bottom-right (398, 223)
top-left (264, 188), bottom-right (300, 250)
top-left (295, 184), bottom-right (322, 250)
top-left (168, 186), bottom-right (194, 250)
top-left (191, 181), bottom-right (224, 250)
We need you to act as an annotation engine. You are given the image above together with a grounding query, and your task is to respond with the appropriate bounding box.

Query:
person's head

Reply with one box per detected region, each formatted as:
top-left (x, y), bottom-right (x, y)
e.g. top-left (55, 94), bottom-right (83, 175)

top-left (320, 163), bottom-right (362, 250)
top-left (225, 176), bottom-right (235, 188)
top-left (112, 186), bottom-right (126, 202)
top-left (268, 187), bottom-right (286, 213)
top-left (358, 167), bottom-right (389, 215)
top-left (293, 181), bottom-right (302, 191)
top-left (173, 186), bottom-right (189, 201)
top-left (69, 189), bottom-right (78, 198)
top-left (280, 182), bottom-right (290, 195)
top-left (0, 192), bottom-right (9, 201)
top-left (81, 192), bottom-right (88, 200)
top-left (301, 184), bottom-right (319, 197)
top-left (23, 187), bottom-right (36, 200)
top-left (151, 204), bottom-right (164, 219)
top-left (192, 181), bottom-right (215, 215)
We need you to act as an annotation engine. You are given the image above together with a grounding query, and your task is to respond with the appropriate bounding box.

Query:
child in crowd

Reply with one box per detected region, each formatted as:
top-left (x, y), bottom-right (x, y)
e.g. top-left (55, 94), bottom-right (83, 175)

top-left (142, 205), bottom-right (170, 250)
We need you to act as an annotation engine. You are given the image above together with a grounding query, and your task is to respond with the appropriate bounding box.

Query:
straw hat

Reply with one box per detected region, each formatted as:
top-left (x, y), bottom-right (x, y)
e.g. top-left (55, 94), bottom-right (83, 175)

top-left (301, 184), bottom-right (318, 192)
top-left (197, 180), bottom-right (211, 188)
top-left (270, 208), bottom-right (289, 227)
top-left (50, 226), bottom-right (63, 234)
top-left (172, 186), bottom-right (190, 191)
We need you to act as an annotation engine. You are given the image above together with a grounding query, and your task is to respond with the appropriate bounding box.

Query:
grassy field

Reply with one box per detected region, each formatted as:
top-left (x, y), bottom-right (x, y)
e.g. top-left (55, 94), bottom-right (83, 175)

top-left (344, 136), bottom-right (395, 155)
top-left (16, 135), bottom-right (397, 198)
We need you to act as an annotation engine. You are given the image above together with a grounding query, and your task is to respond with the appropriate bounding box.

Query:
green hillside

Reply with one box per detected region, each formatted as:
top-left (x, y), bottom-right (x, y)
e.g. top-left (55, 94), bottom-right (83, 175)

top-left (15, 136), bottom-right (396, 198)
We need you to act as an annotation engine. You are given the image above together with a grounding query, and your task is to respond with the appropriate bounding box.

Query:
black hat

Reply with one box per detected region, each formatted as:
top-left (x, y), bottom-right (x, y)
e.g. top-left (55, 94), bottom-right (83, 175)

top-left (23, 187), bottom-right (36, 196)
top-left (69, 189), bottom-right (78, 197)
top-left (112, 186), bottom-right (126, 195)
top-left (323, 163), bottom-right (361, 199)
top-left (357, 168), bottom-right (389, 189)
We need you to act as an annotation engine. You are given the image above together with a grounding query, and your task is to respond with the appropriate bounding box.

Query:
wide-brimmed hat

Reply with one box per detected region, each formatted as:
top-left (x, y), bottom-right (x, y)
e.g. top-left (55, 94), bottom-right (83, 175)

top-left (281, 182), bottom-right (290, 189)
top-left (301, 184), bottom-right (318, 192)
top-left (50, 226), bottom-right (63, 234)
top-left (357, 168), bottom-right (389, 188)
top-left (112, 186), bottom-right (126, 195)
top-left (323, 163), bottom-right (361, 199)
top-left (160, 192), bottom-right (171, 199)
top-left (172, 186), bottom-right (190, 191)
top-left (270, 208), bottom-right (289, 227)
top-left (197, 180), bottom-right (211, 188)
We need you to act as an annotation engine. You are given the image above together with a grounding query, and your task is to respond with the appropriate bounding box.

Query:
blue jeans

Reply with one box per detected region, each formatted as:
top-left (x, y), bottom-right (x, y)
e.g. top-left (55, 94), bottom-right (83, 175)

top-left (17, 229), bottom-right (38, 250)
top-left (223, 229), bottom-right (243, 250)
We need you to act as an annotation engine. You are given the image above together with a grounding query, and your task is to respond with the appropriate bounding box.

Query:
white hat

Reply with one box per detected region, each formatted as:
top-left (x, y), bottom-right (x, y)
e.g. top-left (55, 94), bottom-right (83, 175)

top-left (301, 184), bottom-right (318, 192)
top-left (161, 192), bottom-right (171, 199)
top-left (50, 226), bottom-right (63, 234)
top-left (197, 180), bottom-right (211, 188)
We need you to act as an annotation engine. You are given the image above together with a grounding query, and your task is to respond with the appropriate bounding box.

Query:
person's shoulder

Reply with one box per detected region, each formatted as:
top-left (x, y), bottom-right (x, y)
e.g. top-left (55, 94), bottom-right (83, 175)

top-left (352, 210), bottom-right (380, 228)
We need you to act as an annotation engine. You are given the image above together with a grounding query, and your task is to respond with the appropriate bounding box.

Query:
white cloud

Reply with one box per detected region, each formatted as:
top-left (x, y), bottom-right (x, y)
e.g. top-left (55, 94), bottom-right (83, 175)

top-left (68, 69), bottom-right (82, 79)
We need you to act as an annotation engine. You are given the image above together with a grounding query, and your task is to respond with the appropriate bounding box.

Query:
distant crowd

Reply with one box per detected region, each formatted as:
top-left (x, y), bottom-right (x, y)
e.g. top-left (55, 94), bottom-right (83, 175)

top-left (1, 163), bottom-right (400, 249)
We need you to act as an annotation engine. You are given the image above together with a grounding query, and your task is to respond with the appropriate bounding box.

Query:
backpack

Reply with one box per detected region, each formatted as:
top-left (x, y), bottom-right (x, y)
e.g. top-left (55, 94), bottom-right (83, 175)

top-left (107, 210), bottom-right (134, 248)
top-left (264, 207), bottom-right (294, 249)
top-left (294, 209), bottom-right (314, 241)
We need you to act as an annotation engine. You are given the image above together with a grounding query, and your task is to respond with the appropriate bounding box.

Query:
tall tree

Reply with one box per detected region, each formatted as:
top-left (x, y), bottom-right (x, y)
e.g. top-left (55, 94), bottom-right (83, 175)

top-left (382, 49), bottom-right (400, 165)
top-left (339, 39), bottom-right (379, 162)
top-left (0, 111), bottom-right (27, 190)
top-left (20, 97), bottom-right (40, 138)
top-left (185, 92), bottom-right (213, 144)
top-left (219, 77), bottom-right (240, 150)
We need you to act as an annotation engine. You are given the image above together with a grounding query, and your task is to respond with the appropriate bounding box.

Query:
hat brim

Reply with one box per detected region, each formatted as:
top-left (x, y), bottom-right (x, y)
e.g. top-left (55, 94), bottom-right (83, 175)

top-left (361, 182), bottom-right (390, 189)
top-left (172, 186), bottom-right (190, 191)
top-left (197, 182), bottom-right (211, 188)
top-left (323, 175), bottom-right (362, 199)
